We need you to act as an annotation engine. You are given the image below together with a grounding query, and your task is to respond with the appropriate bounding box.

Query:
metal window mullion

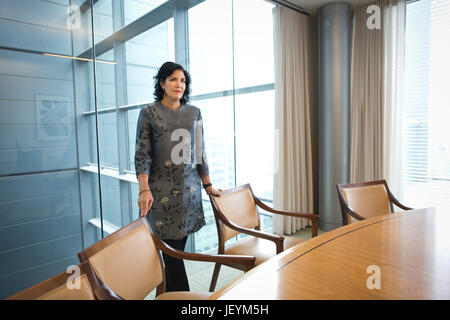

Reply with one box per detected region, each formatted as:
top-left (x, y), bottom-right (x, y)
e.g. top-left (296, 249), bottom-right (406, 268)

top-left (173, 3), bottom-right (196, 252)
top-left (112, 0), bottom-right (133, 227)
top-left (231, 0), bottom-right (237, 189)
top-left (174, 3), bottom-right (190, 69)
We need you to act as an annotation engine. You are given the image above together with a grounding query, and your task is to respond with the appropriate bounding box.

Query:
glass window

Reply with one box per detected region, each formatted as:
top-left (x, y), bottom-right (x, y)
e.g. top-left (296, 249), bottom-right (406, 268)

top-left (93, 0), bottom-right (113, 44)
top-left (194, 96), bottom-right (236, 189)
top-left (189, 0), bottom-right (275, 252)
top-left (403, 0), bottom-right (450, 209)
top-left (124, 0), bottom-right (169, 26)
top-left (188, 0), bottom-right (234, 95)
top-left (235, 90), bottom-right (275, 200)
top-left (233, 0), bottom-right (275, 89)
top-left (126, 19), bottom-right (174, 106)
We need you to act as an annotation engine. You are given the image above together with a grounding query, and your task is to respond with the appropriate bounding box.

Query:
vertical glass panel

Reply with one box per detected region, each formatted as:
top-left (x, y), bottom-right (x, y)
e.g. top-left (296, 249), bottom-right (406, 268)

top-left (235, 90), bottom-right (275, 200)
top-left (92, 1), bottom-right (124, 234)
top-left (99, 176), bottom-right (122, 227)
top-left (97, 112), bottom-right (119, 168)
top-left (188, 0), bottom-right (234, 95)
top-left (126, 19), bottom-right (175, 106)
top-left (128, 108), bottom-right (140, 172)
top-left (233, 0), bottom-right (275, 234)
top-left (233, 0), bottom-right (275, 89)
top-left (93, 0), bottom-right (113, 44)
top-left (130, 183), bottom-right (141, 222)
top-left (92, 50), bottom-right (116, 111)
top-left (193, 201), bottom-right (218, 253)
top-left (192, 96), bottom-right (235, 252)
top-left (127, 18), bottom-right (175, 170)
top-left (194, 96), bottom-right (236, 189)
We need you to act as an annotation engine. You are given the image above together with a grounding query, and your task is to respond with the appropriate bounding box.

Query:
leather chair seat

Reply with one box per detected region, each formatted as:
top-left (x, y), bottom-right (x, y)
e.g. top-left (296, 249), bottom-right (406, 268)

top-left (155, 291), bottom-right (212, 300)
top-left (224, 235), bottom-right (304, 266)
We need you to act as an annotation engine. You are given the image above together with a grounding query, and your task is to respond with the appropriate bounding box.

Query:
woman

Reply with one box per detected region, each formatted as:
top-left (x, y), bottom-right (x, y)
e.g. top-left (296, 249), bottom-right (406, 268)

top-left (135, 61), bottom-right (221, 292)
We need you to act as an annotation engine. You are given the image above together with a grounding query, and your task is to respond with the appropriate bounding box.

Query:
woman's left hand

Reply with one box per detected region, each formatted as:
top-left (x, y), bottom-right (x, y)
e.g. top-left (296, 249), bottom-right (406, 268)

top-left (206, 186), bottom-right (222, 197)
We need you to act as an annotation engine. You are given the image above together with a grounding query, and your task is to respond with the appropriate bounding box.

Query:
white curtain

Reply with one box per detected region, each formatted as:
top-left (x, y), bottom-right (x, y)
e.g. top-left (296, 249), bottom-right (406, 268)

top-left (272, 7), bottom-right (315, 235)
top-left (383, 0), bottom-right (406, 198)
top-left (349, 0), bottom-right (406, 195)
top-left (350, 0), bottom-right (385, 183)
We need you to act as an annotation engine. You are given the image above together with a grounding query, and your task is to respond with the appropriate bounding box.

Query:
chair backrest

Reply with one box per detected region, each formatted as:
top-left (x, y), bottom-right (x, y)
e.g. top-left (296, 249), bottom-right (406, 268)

top-left (7, 262), bottom-right (97, 300)
top-left (211, 184), bottom-right (260, 242)
top-left (337, 180), bottom-right (392, 224)
top-left (78, 218), bottom-right (164, 300)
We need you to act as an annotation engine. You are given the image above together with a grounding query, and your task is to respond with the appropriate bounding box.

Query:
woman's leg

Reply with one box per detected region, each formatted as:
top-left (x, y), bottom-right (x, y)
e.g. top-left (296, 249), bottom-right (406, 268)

top-left (161, 236), bottom-right (190, 292)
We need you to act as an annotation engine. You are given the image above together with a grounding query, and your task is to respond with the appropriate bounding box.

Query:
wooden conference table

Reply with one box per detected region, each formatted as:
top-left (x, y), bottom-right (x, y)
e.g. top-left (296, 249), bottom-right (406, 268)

top-left (209, 207), bottom-right (450, 299)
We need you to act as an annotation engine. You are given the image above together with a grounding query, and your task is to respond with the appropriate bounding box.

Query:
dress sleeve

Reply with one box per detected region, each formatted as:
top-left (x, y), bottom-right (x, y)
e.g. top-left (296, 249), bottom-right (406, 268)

top-left (196, 109), bottom-right (209, 176)
top-left (134, 107), bottom-right (152, 177)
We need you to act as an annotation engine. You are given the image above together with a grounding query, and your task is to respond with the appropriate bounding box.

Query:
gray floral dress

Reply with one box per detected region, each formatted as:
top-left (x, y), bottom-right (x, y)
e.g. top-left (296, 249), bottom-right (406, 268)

top-left (134, 101), bottom-right (209, 240)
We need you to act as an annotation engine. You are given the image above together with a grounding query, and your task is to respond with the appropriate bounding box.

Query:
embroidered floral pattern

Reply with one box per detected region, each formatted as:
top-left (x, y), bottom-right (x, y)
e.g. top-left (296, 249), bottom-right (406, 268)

top-left (134, 102), bottom-right (208, 239)
top-left (160, 197), bottom-right (169, 203)
top-left (165, 160), bottom-right (173, 167)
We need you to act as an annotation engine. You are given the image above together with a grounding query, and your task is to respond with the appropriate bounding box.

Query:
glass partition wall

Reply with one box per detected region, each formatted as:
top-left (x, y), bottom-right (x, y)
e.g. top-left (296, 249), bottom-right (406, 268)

top-left (0, 0), bottom-right (98, 299)
top-left (0, 0), bottom-right (275, 298)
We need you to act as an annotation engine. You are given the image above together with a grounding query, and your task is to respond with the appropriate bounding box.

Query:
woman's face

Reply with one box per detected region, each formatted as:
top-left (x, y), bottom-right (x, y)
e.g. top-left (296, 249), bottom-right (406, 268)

top-left (161, 69), bottom-right (186, 102)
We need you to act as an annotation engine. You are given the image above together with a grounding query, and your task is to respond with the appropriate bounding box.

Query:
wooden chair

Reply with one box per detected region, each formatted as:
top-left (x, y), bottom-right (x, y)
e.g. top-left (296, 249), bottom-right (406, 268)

top-left (208, 183), bottom-right (319, 292)
top-left (6, 262), bottom-right (105, 300)
top-left (336, 179), bottom-right (413, 226)
top-left (77, 217), bottom-right (255, 300)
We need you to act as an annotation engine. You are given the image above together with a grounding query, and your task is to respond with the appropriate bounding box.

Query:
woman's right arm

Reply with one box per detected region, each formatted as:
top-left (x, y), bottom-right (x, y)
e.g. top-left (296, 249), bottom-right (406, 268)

top-left (137, 173), bottom-right (153, 218)
top-left (135, 108), bottom-right (154, 218)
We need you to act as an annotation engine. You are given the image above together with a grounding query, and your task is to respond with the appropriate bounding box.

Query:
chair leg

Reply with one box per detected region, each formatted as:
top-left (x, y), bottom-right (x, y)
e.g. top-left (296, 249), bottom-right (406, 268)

top-left (209, 263), bottom-right (222, 292)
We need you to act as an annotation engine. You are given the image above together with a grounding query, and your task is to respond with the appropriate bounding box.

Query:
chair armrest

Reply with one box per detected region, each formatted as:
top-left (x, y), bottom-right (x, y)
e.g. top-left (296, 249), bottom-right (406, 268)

top-left (84, 262), bottom-right (124, 300)
top-left (343, 203), bottom-right (366, 222)
top-left (254, 198), bottom-right (319, 237)
top-left (231, 226), bottom-right (285, 254)
top-left (93, 281), bottom-right (124, 300)
top-left (254, 197), bottom-right (318, 220)
top-left (387, 192), bottom-right (413, 211)
top-left (154, 236), bottom-right (256, 271)
top-left (213, 208), bottom-right (285, 254)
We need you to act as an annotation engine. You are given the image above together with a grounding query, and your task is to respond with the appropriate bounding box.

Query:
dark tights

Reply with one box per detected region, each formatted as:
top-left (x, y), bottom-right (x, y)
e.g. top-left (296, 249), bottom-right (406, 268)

top-left (161, 237), bottom-right (190, 292)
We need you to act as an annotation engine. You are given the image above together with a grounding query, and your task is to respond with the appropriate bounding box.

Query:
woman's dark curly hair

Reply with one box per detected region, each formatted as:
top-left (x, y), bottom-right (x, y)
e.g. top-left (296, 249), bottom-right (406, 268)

top-left (153, 61), bottom-right (191, 105)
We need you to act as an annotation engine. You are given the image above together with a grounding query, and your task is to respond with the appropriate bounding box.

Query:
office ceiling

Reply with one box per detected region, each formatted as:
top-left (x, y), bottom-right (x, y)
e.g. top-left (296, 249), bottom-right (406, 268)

top-left (288, 0), bottom-right (374, 14)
